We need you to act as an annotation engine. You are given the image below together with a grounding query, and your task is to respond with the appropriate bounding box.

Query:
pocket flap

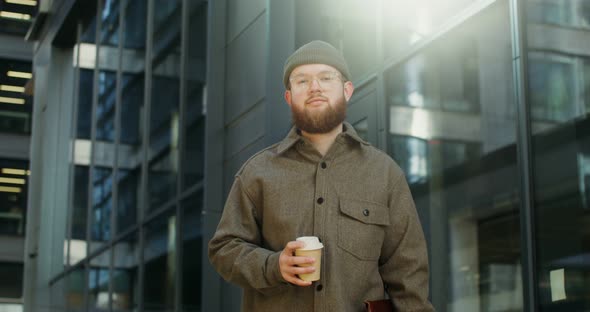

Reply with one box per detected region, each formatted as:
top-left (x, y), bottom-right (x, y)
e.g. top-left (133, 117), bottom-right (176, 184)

top-left (340, 199), bottom-right (390, 226)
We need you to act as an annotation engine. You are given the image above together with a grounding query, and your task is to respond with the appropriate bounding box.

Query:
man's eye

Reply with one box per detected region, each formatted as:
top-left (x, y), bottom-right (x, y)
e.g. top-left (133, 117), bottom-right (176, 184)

top-left (297, 79), bottom-right (308, 84)
top-left (320, 76), bottom-right (333, 81)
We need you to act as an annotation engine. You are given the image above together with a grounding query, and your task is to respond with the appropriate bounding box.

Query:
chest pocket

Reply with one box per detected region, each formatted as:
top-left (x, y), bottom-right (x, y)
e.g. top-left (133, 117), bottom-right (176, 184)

top-left (338, 199), bottom-right (390, 261)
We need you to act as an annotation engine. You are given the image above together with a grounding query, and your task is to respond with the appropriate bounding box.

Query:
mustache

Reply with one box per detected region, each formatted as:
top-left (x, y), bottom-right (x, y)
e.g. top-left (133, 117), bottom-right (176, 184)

top-left (305, 96), bottom-right (329, 104)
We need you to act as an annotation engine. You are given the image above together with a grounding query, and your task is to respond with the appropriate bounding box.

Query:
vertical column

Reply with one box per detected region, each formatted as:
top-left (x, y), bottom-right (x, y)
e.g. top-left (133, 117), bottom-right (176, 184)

top-left (138, 0), bottom-right (155, 309)
top-left (428, 142), bottom-right (449, 312)
top-left (509, 0), bottom-right (538, 311)
top-left (202, 0), bottom-right (227, 311)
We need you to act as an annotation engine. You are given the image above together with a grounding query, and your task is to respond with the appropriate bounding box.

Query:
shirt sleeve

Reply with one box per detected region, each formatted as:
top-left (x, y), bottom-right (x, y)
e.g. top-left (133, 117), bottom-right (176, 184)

top-left (379, 173), bottom-right (435, 311)
top-left (208, 176), bottom-right (288, 295)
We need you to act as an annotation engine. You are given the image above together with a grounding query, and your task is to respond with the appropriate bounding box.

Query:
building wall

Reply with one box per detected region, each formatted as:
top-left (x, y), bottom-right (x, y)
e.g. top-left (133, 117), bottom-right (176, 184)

top-left (21, 0), bottom-right (590, 311)
top-left (0, 19), bottom-right (34, 312)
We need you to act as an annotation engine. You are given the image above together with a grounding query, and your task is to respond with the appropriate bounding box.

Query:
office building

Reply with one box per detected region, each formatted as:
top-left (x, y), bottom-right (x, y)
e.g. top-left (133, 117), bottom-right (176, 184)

top-left (1, 0), bottom-right (588, 311)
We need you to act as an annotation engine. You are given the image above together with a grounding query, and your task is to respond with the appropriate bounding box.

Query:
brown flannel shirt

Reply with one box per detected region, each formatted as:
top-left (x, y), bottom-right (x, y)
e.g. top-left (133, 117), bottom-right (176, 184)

top-left (208, 122), bottom-right (435, 311)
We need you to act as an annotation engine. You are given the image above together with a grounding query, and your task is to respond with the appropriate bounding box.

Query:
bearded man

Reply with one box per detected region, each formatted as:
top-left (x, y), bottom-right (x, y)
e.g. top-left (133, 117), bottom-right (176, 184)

top-left (208, 40), bottom-right (434, 312)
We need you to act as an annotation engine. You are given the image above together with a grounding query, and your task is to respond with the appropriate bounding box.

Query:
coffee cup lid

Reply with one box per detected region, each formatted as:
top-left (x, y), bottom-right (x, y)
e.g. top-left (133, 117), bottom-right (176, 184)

top-left (296, 236), bottom-right (323, 250)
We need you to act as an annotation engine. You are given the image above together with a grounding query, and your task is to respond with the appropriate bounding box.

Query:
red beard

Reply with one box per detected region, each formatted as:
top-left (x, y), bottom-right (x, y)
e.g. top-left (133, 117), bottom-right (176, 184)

top-left (291, 95), bottom-right (347, 134)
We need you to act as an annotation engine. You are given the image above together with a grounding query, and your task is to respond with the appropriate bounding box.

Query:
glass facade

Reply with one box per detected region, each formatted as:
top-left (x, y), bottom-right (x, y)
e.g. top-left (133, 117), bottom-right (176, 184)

top-left (384, 2), bottom-right (523, 311)
top-left (23, 0), bottom-right (589, 311)
top-left (0, 58), bottom-right (33, 135)
top-left (294, 0), bottom-right (586, 311)
top-left (0, 156), bottom-right (29, 308)
top-left (54, 0), bottom-right (208, 310)
top-left (526, 0), bottom-right (590, 310)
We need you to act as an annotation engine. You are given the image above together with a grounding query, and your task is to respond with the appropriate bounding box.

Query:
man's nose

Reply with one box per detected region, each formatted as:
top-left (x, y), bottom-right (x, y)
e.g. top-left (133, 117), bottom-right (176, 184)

top-left (309, 78), bottom-right (322, 91)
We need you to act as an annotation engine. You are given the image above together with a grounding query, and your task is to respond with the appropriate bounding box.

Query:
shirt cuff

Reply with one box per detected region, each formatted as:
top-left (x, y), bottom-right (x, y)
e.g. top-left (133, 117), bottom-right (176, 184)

top-left (266, 250), bottom-right (288, 285)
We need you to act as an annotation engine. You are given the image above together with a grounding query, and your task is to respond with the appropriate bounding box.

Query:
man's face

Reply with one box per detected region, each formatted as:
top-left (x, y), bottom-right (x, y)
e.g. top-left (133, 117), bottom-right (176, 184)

top-left (285, 64), bottom-right (354, 134)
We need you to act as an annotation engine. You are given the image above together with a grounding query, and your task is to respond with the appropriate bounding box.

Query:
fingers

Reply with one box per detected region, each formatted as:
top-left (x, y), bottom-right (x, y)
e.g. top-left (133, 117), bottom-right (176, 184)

top-left (284, 241), bottom-right (305, 255)
top-left (279, 241), bottom-right (317, 286)
top-left (285, 255), bottom-right (315, 266)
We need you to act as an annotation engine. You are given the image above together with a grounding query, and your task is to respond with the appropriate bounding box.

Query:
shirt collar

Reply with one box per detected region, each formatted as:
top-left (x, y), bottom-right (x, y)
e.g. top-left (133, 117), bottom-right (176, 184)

top-left (341, 121), bottom-right (369, 146)
top-left (276, 121), bottom-right (369, 155)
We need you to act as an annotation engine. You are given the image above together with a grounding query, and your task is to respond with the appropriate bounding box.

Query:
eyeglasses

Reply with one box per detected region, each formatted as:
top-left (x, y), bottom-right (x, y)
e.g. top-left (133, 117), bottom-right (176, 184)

top-left (289, 71), bottom-right (342, 91)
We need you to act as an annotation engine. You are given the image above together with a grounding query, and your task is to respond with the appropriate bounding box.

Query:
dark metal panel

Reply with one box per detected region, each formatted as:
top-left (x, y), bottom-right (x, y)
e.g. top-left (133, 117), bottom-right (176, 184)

top-left (226, 0), bottom-right (266, 45)
top-left (224, 13), bottom-right (267, 126)
top-left (265, 0), bottom-right (295, 146)
top-left (347, 83), bottom-right (378, 145)
top-left (224, 101), bottom-right (265, 160)
top-left (222, 136), bottom-right (266, 195)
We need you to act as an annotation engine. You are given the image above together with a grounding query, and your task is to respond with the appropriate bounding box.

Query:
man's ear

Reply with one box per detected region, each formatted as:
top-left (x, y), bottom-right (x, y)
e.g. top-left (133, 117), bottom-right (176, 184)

top-left (344, 81), bottom-right (354, 101)
top-left (284, 90), bottom-right (292, 107)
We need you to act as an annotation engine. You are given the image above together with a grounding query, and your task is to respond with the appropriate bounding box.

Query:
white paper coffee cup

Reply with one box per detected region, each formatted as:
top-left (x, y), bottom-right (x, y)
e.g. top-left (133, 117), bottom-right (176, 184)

top-left (295, 236), bottom-right (323, 281)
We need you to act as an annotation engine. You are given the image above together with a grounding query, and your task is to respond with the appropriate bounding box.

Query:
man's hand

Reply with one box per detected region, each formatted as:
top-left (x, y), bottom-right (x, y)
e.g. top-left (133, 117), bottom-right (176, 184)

top-left (279, 241), bottom-right (316, 286)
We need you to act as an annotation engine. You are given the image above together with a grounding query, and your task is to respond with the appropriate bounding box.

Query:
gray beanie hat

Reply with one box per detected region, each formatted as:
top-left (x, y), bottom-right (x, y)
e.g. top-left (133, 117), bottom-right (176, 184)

top-left (283, 40), bottom-right (351, 89)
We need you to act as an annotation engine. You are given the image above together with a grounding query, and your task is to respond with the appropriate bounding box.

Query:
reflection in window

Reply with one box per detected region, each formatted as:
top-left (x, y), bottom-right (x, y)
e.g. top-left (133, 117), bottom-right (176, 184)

top-left (120, 0), bottom-right (146, 147)
top-left (478, 214), bottom-right (522, 311)
top-left (382, 0), bottom-right (476, 57)
top-left (120, 73), bottom-right (144, 145)
top-left (182, 1), bottom-right (207, 191)
top-left (149, 152), bottom-right (177, 209)
top-left (89, 251), bottom-right (110, 311)
top-left (440, 140), bottom-right (481, 170)
top-left (181, 192), bottom-right (203, 311)
top-left (0, 262), bottom-right (23, 298)
top-left (529, 101), bottom-right (590, 309)
top-left (585, 61), bottom-right (590, 113)
top-left (386, 37), bottom-right (479, 113)
top-left (116, 169), bottom-right (139, 234)
top-left (113, 233), bottom-right (139, 311)
top-left (123, 0), bottom-right (147, 49)
top-left (91, 167), bottom-right (113, 249)
top-left (149, 0), bottom-right (181, 211)
top-left (77, 69), bottom-right (94, 140)
top-left (143, 212), bottom-right (176, 311)
top-left (153, 0), bottom-right (181, 32)
top-left (386, 3), bottom-right (523, 311)
top-left (527, 0), bottom-right (573, 25)
top-left (101, 0), bottom-right (120, 46)
top-left (341, 0), bottom-right (378, 79)
top-left (526, 0), bottom-right (590, 29)
top-left (295, 0), bottom-right (378, 79)
top-left (0, 158), bottom-right (29, 236)
top-left (388, 136), bottom-right (429, 184)
top-left (182, 101), bottom-right (205, 189)
top-left (65, 268), bottom-right (85, 311)
top-left (70, 166), bottom-right (89, 265)
top-left (579, 154), bottom-right (590, 210)
top-left (97, 71), bottom-right (116, 142)
top-left (81, 14), bottom-right (97, 44)
top-left (0, 58), bottom-right (33, 134)
top-left (529, 55), bottom-right (575, 123)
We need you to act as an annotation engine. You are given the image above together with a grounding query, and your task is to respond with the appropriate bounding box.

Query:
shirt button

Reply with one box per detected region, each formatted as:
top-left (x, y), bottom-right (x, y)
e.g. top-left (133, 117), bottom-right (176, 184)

top-left (321, 162), bottom-right (327, 169)
top-left (317, 197), bottom-right (324, 204)
top-left (363, 209), bottom-right (370, 216)
top-left (316, 284), bottom-right (323, 291)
